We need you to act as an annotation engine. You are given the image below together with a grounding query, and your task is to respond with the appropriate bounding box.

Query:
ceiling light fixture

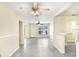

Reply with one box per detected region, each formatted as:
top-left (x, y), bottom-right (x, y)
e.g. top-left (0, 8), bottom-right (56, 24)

top-left (32, 2), bottom-right (43, 25)
top-left (31, 2), bottom-right (40, 16)
top-left (32, 10), bottom-right (39, 16)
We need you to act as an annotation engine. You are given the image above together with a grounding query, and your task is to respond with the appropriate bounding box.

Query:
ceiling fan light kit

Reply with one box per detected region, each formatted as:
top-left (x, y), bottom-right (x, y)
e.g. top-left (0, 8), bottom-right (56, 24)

top-left (32, 2), bottom-right (45, 25)
top-left (17, 2), bottom-right (51, 25)
top-left (32, 11), bottom-right (39, 16)
top-left (31, 2), bottom-right (40, 16)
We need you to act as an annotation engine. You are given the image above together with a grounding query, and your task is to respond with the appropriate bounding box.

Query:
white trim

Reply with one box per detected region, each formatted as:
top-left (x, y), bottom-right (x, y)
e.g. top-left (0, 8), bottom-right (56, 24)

top-left (8, 46), bottom-right (19, 57)
top-left (53, 43), bottom-right (65, 54)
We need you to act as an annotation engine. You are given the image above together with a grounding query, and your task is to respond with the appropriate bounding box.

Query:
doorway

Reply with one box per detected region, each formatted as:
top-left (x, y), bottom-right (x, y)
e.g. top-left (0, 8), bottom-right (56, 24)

top-left (29, 23), bottom-right (50, 38)
top-left (19, 21), bottom-right (24, 46)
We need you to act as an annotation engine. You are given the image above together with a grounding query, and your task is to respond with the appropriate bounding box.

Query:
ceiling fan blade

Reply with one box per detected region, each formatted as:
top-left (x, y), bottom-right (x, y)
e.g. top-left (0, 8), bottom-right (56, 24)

top-left (38, 7), bottom-right (50, 11)
top-left (41, 8), bottom-right (50, 11)
top-left (39, 5), bottom-right (52, 11)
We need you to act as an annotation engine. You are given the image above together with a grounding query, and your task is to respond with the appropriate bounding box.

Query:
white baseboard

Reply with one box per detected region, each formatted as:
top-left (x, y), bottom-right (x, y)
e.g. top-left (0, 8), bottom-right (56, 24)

top-left (53, 43), bottom-right (65, 54)
top-left (8, 46), bottom-right (19, 57)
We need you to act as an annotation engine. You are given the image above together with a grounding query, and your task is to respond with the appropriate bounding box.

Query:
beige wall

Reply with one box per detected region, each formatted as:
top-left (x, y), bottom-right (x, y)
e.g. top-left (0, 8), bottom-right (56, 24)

top-left (54, 16), bottom-right (79, 42)
top-left (53, 33), bottom-right (65, 53)
top-left (54, 16), bottom-right (66, 33)
top-left (53, 16), bottom-right (66, 53)
top-left (0, 3), bottom-right (19, 57)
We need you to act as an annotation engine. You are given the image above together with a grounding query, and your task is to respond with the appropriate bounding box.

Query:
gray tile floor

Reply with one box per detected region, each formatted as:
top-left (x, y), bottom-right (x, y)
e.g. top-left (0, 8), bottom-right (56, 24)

top-left (11, 38), bottom-right (76, 57)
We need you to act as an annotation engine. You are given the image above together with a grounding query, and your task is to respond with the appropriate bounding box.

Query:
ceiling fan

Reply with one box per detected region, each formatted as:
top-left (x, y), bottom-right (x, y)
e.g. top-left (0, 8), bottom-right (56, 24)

top-left (18, 2), bottom-right (50, 25)
top-left (18, 2), bottom-right (50, 16)
top-left (31, 2), bottom-right (50, 16)
top-left (36, 21), bottom-right (43, 25)
top-left (31, 2), bottom-right (50, 25)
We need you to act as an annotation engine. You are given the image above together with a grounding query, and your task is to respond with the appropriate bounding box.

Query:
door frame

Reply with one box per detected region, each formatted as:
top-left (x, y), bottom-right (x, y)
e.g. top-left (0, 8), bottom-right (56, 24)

top-left (19, 20), bottom-right (24, 46)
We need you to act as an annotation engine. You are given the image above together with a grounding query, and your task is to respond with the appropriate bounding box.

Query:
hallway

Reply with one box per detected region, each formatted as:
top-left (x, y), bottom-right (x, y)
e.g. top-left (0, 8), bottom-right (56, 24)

top-left (0, 2), bottom-right (78, 57)
top-left (12, 38), bottom-right (76, 57)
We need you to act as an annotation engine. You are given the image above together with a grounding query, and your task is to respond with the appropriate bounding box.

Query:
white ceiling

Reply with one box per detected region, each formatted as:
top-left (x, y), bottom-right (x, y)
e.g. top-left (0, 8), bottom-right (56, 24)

top-left (5, 2), bottom-right (73, 22)
top-left (59, 2), bottom-right (79, 16)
